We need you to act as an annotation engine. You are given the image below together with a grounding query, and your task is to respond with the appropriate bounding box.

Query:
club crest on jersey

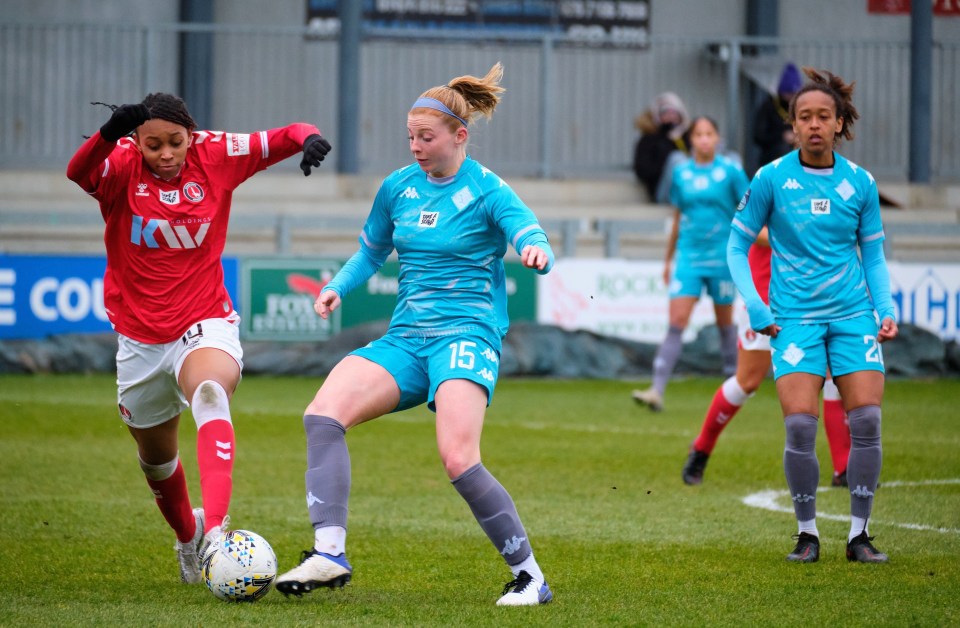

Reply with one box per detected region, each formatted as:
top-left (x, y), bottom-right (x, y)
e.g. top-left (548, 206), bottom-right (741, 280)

top-left (136, 182), bottom-right (149, 197)
top-left (419, 211), bottom-right (439, 228)
top-left (226, 132), bottom-right (250, 156)
top-left (183, 182), bottom-right (205, 202)
top-left (452, 186), bottom-right (474, 210)
top-left (159, 189), bottom-right (180, 205)
top-left (811, 199), bottom-right (830, 215)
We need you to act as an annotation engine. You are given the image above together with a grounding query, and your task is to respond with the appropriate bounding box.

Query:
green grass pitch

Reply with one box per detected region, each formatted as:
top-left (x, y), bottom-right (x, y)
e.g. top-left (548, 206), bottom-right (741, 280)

top-left (3, 374), bottom-right (958, 626)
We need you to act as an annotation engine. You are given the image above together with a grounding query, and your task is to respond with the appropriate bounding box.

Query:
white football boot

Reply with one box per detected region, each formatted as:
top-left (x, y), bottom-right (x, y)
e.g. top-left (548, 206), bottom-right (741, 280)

top-left (174, 508), bottom-right (205, 584)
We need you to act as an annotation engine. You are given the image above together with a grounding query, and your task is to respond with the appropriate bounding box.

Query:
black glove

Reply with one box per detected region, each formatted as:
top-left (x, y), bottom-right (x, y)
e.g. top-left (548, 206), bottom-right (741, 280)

top-left (99, 104), bottom-right (151, 142)
top-left (300, 134), bottom-right (332, 176)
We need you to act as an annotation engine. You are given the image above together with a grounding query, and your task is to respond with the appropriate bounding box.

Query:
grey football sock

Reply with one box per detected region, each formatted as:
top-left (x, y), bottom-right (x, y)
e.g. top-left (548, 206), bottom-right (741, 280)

top-left (452, 463), bottom-right (532, 567)
top-left (784, 413), bottom-right (820, 523)
top-left (718, 324), bottom-right (738, 376)
top-left (652, 325), bottom-right (684, 395)
top-left (303, 415), bottom-right (351, 530)
top-left (847, 405), bottom-right (882, 520)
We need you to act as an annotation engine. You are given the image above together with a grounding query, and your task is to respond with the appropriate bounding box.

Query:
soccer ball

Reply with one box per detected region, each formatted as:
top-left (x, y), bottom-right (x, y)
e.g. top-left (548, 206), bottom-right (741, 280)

top-left (201, 529), bottom-right (278, 602)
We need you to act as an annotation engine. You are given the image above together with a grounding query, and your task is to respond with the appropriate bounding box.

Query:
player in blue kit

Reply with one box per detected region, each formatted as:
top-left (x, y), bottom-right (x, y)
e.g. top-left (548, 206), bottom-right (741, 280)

top-left (275, 64), bottom-right (555, 606)
top-left (633, 116), bottom-right (749, 411)
top-left (727, 68), bottom-right (898, 563)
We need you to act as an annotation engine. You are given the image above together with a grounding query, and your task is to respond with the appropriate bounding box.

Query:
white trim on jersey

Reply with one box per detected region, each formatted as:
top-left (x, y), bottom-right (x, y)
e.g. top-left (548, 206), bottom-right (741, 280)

top-left (260, 131), bottom-right (269, 159)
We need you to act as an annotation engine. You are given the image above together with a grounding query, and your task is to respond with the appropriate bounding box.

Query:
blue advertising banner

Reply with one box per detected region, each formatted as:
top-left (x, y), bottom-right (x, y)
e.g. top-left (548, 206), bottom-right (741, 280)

top-left (0, 254), bottom-right (239, 340)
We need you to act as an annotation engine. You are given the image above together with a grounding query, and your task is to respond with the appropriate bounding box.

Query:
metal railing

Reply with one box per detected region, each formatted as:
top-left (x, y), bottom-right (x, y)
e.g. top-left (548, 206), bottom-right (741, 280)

top-left (1, 20), bottom-right (957, 181)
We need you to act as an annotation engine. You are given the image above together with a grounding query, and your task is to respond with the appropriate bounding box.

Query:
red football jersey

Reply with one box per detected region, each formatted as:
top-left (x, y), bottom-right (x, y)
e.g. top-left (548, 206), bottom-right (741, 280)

top-left (66, 123), bottom-right (320, 343)
top-left (748, 243), bottom-right (772, 305)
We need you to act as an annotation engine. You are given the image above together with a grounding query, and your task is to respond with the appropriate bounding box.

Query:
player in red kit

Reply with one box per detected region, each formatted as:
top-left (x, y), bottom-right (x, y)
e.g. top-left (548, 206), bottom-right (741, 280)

top-left (66, 93), bottom-right (331, 583)
top-left (682, 228), bottom-right (850, 486)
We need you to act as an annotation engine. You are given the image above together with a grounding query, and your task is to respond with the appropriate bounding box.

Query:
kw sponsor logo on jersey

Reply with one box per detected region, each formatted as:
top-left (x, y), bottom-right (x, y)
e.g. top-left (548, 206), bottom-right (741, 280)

top-left (419, 211), bottom-right (439, 227)
top-left (811, 199), bottom-right (831, 215)
top-left (400, 186), bottom-right (420, 199)
top-left (782, 178), bottom-right (803, 190)
top-left (131, 214), bottom-right (211, 248)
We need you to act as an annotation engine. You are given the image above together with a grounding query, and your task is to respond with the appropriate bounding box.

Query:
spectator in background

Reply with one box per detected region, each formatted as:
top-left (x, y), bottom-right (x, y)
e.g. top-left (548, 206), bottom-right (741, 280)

top-left (753, 62), bottom-right (803, 168)
top-left (633, 92), bottom-right (690, 202)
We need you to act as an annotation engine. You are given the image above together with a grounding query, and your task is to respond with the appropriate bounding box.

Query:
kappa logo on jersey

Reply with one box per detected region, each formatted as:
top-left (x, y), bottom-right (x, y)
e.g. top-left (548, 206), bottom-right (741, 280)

top-left (159, 189), bottom-right (180, 205)
top-left (452, 186), bottom-right (474, 210)
top-left (736, 189), bottom-right (750, 211)
top-left (400, 186), bottom-right (420, 199)
top-left (131, 214), bottom-right (211, 249)
top-left (477, 367), bottom-right (495, 382)
top-left (782, 178), bottom-right (803, 190)
top-left (226, 132), bottom-right (250, 156)
top-left (480, 347), bottom-right (499, 364)
top-left (419, 211), bottom-right (439, 227)
top-left (183, 182), bottom-right (205, 202)
top-left (811, 199), bottom-right (831, 215)
top-left (136, 182), bottom-right (149, 197)
top-left (781, 342), bottom-right (805, 366)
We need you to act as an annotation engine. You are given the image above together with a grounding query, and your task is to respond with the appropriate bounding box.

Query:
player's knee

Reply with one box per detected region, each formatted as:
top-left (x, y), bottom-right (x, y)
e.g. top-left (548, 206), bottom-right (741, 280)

top-left (784, 413), bottom-right (818, 452)
top-left (848, 405), bottom-right (881, 438)
top-left (139, 454), bottom-right (179, 481)
top-left (441, 450), bottom-right (480, 480)
top-left (191, 380), bottom-right (231, 428)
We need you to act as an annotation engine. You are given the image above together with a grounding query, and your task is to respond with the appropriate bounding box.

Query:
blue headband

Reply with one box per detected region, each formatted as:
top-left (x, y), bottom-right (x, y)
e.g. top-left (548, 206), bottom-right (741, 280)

top-left (410, 97), bottom-right (468, 127)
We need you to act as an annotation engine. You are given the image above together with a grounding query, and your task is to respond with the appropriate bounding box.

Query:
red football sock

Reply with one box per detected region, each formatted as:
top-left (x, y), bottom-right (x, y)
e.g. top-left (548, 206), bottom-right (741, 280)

top-left (822, 398), bottom-right (850, 475)
top-left (693, 387), bottom-right (742, 454)
top-left (145, 460), bottom-right (196, 543)
top-left (197, 419), bottom-right (235, 532)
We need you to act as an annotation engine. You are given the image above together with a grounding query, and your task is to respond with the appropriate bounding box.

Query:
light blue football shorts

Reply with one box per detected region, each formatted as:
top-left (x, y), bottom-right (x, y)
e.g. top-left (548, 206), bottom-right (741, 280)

top-left (669, 266), bottom-right (736, 305)
top-left (351, 330), bottom-right (500, 413)
top-left (770, 312), bottom-right (885, 379)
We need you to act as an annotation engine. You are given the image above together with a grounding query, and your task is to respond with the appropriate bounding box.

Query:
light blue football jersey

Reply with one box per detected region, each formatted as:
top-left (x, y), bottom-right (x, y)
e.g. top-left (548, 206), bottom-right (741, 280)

top-left (327, 157), bottom-right (552, 339)
top-left (731, 150), bottom-right (885, 322)
top-left (670, 155), bottom-right (749, 275)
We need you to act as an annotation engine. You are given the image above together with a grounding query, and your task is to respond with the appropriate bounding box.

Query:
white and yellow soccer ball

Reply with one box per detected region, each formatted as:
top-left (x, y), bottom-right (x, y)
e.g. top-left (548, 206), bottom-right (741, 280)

top-left (201, 529), bottom-right (277, 602)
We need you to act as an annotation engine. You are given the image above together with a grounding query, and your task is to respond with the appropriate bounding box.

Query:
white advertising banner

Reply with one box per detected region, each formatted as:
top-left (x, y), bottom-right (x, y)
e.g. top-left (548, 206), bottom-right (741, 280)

top-left (538, 259), bottom-right (960, 343)
top-left (888, 261), bottom-right (960, 341)
top-left (537, 258), bottom-right (720, 343)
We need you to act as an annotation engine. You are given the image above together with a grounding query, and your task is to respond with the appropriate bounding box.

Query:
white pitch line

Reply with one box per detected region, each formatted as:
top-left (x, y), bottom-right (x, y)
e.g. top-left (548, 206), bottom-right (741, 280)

top-left (741, 479), bottom-right (960, 534)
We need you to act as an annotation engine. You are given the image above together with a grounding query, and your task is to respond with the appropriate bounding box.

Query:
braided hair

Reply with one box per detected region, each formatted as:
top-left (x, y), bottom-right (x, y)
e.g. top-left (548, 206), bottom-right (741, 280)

top-left (89, 92), bottom-right (197, 137)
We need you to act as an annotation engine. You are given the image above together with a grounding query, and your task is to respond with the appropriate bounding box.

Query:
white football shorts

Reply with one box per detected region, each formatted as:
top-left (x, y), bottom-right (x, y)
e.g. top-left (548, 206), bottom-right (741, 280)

top-left (116, 313), bottom-right (243, 428)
